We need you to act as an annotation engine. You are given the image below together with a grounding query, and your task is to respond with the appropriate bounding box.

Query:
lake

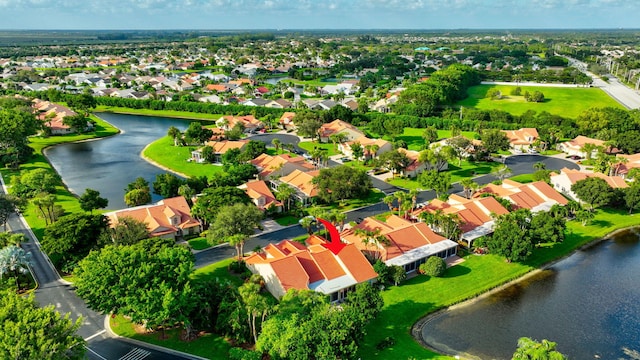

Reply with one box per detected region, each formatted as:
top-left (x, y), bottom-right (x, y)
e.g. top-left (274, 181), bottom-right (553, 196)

top-left (421, 228), bottom-right (640, 359)
top-left (45, 113), bottom-right (191, 209)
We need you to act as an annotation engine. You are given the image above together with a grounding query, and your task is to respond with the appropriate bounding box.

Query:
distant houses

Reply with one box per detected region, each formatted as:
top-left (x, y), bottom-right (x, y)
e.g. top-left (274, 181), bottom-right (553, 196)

top-left (339, 136), bottom-right (392, 160)
top-left (550, 168), bottom-right (628, 201)
top-left (477, 179), bottom-right (569, 213)
top-left (502, 128), bottom-right (539, 152)
top-left (318, 119), bottom-right (365, 142)
top-left (250, 153), bottom-right (315, 181)
top-left (191, 140), bottom-right (248, 164)
top-left (239, 180), bottom-right (283, 212)
top-left (32, 98), bottom-right (92, 135)
top-left (557, 136), bottom-right (607, 158)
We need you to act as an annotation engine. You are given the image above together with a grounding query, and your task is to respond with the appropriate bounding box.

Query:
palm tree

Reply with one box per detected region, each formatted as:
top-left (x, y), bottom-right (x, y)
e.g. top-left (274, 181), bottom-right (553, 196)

top-left (408, 189), bottom-right (419, 212)
top-left (228, 234), bottom-right (249, 260)
top-left (299, 216), bottom-right (315, 235)
top-left (533, 161), bottom-right (546, 171)
top-left (394, 191), bottom-right (407, 217)
top-left (333, 211), bottom-right (347, 232)
top-left (460, 178), bottom-right (479, 199)
top-left (276, 183), bottom-right (296, 213)
top-left (329, 133), bottom-right (347, 151)
top-left (364, 144), bottom-right (379, 163)
top-left (0, 245), bottom-right (32, 290)
top-left (576, 209), bottom-right (595, 226)
top-left (353, 227), bottom-right (390, 261)
top-left (581, 143), bottom-right (597, 160)
top-left (383, 195), bottom-right (395, 212)
top-left (612, 156), bottom-right (628, 177)
top-left (271, 138), bottom-right (281, 154)
top-left (167, 126), bottom-right (182, 146)
top-left (492, 164), bottom-right (512, 182)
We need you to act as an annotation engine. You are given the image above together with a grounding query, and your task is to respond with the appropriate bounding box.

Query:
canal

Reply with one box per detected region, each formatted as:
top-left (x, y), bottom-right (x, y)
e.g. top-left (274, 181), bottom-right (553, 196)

top-left (421, 228), bottom-right (640, 359)
top-left (45, 113), bottom-right (192, 209)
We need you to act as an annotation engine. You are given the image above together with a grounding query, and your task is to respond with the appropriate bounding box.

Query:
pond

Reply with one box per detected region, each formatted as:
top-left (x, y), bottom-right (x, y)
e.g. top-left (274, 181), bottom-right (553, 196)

top-left (45, 113), bottom-right (191, 209)
top-left (420, 228), bottom-right (640, 359)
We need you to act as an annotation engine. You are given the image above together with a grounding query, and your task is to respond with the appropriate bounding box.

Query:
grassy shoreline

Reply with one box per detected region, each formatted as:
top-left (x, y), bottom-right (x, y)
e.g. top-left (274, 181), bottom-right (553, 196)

top-left (95, 105), bottom-right (220, 121)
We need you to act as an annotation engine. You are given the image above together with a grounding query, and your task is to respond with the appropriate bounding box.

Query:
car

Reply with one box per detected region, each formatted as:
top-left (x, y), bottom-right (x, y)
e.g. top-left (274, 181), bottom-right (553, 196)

top-left (340, 157), bottom-right (352, 162)
top-left (567, 155), bottom-right (582, 160)
top-left (303, 153), bottom-right (312, 160)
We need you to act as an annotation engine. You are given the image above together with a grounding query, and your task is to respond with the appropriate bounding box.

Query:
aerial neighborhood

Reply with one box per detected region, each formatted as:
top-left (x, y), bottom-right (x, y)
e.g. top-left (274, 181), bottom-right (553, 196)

top-left (2, 29), bottom-right (640, 360)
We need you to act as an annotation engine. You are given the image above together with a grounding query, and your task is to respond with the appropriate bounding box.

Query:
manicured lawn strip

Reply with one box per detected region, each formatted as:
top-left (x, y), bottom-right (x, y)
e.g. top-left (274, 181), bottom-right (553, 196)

top-left (457, 85), bottom-right (623, 118)
top-left (192, 258), bottom-right (243, 287)
top-left (187, 237), bottom-right (210, 251)
top-left (142, 136), bottom-right (224, 178)
top-left (311, 189), bottom-right (386, 213)
top-left (393, 128), bottom-right (478, 151)
top-left (298, 141), bottom-right (340, 156)
top-left (273, 215), bottom-right (299, 226)
top-left (387, 160), bottom-right (502, 189)
top-left (358, 208), bottom-right (640, 359)
top-left (95, 105), bottom-right (221, 122)
top-left (509, 173), bottom-right (535, 183)
top-left (288, 79), bottom-right (339, 87)
top-left (110, 314), bottom-right (230, 360)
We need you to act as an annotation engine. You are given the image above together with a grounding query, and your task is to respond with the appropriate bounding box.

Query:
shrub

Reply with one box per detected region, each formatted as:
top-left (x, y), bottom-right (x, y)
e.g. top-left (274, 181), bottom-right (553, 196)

top-left (376, 336), bottom-right (396, 350)
top-left (228, 260), bottom-right (248, 274)
top-left (228, 348), bottom-right (262, 360)
top-left (419, 256), bottom-right (447, 277)
top-left (373, 260), bottom-right (390, 284)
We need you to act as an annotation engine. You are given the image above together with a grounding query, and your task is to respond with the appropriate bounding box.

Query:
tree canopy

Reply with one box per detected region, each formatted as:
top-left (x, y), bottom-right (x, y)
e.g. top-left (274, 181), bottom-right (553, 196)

top-left (312, 165), bottom-right (372, 203)
top-left (571, 177), bottom-right (613, 210)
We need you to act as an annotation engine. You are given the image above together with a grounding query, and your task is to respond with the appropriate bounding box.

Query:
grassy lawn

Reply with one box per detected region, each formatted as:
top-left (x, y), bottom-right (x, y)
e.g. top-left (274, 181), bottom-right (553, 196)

top-left (457, 85), bottom-right (624, 119)
top-left (298, 141), bottom-right (340, 156)
top-left (273, 215), bottom-right (299, 226)
top-left (1, 117), bottom-right (120, 241)
top-left (311, 189), bottom-right (386, 213)
top-left (509, 173), bottom-right (535, 183)
top-left (110, 314), bottom-right (231, 360)
top-left (142, 136), bottom-right (225, 178)
top-left (187, 237), bottom-right (210, 251)
top-left (387, 160), bottom-right (502, 190)
top-left (95, 105), bottom-right (220, 122)
top-left (375, 128), bottom-right (479, 152)
top-left (358, 207), bottom-right (640, 359)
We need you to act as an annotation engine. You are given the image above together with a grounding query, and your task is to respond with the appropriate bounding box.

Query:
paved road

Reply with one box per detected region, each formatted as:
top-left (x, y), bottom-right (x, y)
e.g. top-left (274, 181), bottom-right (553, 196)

top-left (564, 56), bottom-right (640, 110)
top-left (195, 154), bottom-right (580, 268)
top-left (2, 179), bottom-right (196, 360)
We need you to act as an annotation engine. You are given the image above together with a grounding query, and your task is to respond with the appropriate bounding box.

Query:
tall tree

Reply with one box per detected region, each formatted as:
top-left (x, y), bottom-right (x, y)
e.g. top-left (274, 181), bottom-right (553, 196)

top-left (152, 173), bottom-right (185, 198)
top-left (101, 216), bottom-right (150, 246)
top-left (167, 126), bottom-right (182, 146)
top-left (378, 149), bottom-right (411, 177)
top-left (124, 188), bottom-right (151, 207)
top-left (312, 165), bottom-right (372, 203)
top-left (624, 182), bottom-right (640, 214)
top-left (481, 129), bottom-right (511, 154)
top-left (275, 183), bottom-right (296, 212)
top-left (487, 209), bottom-right (534, 262)
top-left (206, 203), bottom-right (263, 251)
top-left (79, 188), bottom-right (108, 213)
top-left (419, 170), bottom-right (452, 199)
top-left (571, 177), bottom-right (613, 210)
top-left (0, 194), bottom-right (20, 230)
top-left (422, 126), bottom-right (439, 145)
top-left (0, 289), bottom-right (85, 360)
top-left (190, 186), bottom-right (251, 227)
top-left (0, 232), bottom-right (26, 248)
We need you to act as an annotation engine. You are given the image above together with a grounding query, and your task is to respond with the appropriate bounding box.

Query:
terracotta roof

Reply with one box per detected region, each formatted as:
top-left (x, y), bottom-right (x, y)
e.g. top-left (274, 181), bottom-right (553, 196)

top-left (278, 169), bottom-right (319, 197)
top-left (250, 153), bottom-right (314, 178)
top-left (397, 148), bottom-right (423, 171)
top-left (319, 119), bottom-right (364, 138)
top-left (204, 140), bottom-right (248, 154)
top-left (239, 180), bottom-right (282, 210)
top-left (105, 196), bottom-right (200, 237)
top-left (560, 136), bottom-right (605, 151)
top-left (279, 112), bottom-right (296, 125)
top-left (502, 128), bottom-right (538, 146)
top-left (341, 215), bottom-right (450, 262)
top-left (477, 179), bottom-right (569, 209)
top-left (218, 115), bottom-right (264, 130)
top-left (245, 238), bottom-right (376, 295)
top-left (615, 153), bottom-right (640, 175)
top-left (551, 168), bottom-right (628, 189)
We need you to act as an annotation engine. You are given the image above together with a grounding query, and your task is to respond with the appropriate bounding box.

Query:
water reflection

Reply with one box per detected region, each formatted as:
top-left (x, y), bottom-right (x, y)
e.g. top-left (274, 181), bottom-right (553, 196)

top-left (421, 230), bottom-right (640, 359)
top-left (45, 113), bottom-right (191, 209)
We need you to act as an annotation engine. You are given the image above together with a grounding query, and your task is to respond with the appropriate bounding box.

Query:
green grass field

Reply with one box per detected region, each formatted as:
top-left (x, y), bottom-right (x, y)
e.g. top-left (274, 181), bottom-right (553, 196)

top-left (387, 160), bottom-right (501, 190)
top-left (298, 141), bottom-right (341, 156)
top-left (142, 136), bottom-right (225, 178)
top-left (95, 105), bottom-right (221, 122)
top-left (457, 84), bottom-right (623, 119)
top-left (187, 237), bottom-right (210, 251)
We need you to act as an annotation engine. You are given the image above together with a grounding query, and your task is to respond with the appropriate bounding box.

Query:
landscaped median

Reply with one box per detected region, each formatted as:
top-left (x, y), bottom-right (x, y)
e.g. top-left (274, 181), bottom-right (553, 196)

top-left (142, 135), bottom-right (225, 178)
top-left (95, 105), bottom-right (221, 121)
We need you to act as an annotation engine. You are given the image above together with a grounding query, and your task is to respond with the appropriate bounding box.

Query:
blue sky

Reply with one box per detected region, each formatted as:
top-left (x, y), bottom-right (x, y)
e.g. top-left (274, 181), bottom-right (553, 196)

top-left (0, 0), bottom-right (637, 30)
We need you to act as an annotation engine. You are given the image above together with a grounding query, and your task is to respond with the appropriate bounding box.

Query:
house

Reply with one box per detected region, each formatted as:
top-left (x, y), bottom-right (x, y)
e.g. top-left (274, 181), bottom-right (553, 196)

top-left (550, 168), bottom-right (628, 201)
top-left (245, 236), bottom-right (377, 302)
top-left (397, 148), bottom-right (427, 177)
top-left (238, 180), bottom-right (282, 212)
top-left (242, 98), bottom-right (271, 107)
top-left (412, 194), bottom-right (509, 247)
top-left (251, 153), bottom-right (315, 180)
top-left (557, 136), bottom-right (606, 158)
top-left (191, 140), bottom-right (248, 164)
top-left (478, 179), bottom-right (569, 212)
top-left (216, 115), bottom-right (264, 133)
top-left (265, 98), bottom-right (292, 109)
top-left (339, 136), bottom-right (392, 160)
top-left (279, 111), bottom-right (296, 131)
top-left (32, 99), bottom-right (91, 135)
top-left (502, 128), bottom-right (539, 151)
top-left (104, 196), bottom-right (201, 240)
top-left (274, 169), bottom-right (319, 205)
top-left (614, 153), bottom-right (640, 178)
top-left (318, 119), bottom-right (365, 143)
top-left (340, 214), bottom-right (459, 274)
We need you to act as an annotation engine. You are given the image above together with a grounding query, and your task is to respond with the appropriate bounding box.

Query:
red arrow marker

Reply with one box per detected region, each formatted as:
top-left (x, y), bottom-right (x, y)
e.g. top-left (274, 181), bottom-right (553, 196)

top-left (316, 217), bottom-right (346, 255)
